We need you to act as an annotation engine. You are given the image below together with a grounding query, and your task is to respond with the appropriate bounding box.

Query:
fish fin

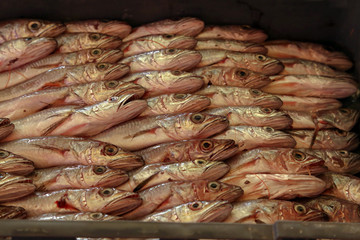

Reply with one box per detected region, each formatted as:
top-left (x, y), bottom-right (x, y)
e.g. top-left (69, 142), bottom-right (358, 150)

top-left (133, 173), bottom-right (158, 192)
top-left (39, 81), bottom-right (66, 90)
top-left (124, 127), bottom-right (160, 139)
top-left (42, 114), bottom-right (71, 136)
top-left (33, 64), bottom-right (61, 69)
top-left (33, 144), bottom-right (69, 156)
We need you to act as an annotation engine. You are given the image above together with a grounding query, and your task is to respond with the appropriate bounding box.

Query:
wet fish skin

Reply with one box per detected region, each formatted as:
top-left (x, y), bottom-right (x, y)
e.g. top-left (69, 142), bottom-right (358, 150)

top-left (135, 139), bottom-right (238, 164)
top-left (0, 149), bottom-right (34, 175)
top-left (276, 95), bottom-right (342, 112)
top-left (204, 106), bottom-right (292, 129)
top-left (312, 150), bottom-right (360, 174)
top-left (30, 212), bottom-right (122, 221)
top-left (195, 39), bottom-right (267, 54)
top-left (0, 136), bottom-right (143, 170)
top-left (0, 118), bottom-right (14, 140)
top-left (141, 201), bottom-right (232, 223)
top-left (0, 19), bottom-right (65, 43)
top-left (93, 112), bottom-right (229, 151)
top-left (123, 17), bottom-right (204, 42)
top-left (123, 180), bottom-right (243, 219)
top-left (193, 66), bottom-right (271, 88)
top-left (224, 199), bottom-right (326, 224)
top-left (0, 205), bottom-right (27, 219)
top-left (0, 172), bottom-right (35, 202)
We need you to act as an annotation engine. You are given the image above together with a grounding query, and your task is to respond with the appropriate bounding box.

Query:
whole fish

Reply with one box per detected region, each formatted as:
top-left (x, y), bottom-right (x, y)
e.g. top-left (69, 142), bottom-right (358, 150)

top-left (3, 95), bottom-right (147, 141)
top-left (118, 70), bottom-right (204, 98)
top-left (312, 150), bottom-right (360, 174)
top-left (120, 49), bottom-right (202, 73)
top-left (276, 95), bottom-right (342, 112)
top-left (0, 136), bottom-right (143, 170)
top-left (0, 81), bottom-right (145, 121)
top-left (0, 48), bottom-right (124, 89)
top-left (224, 148), bottom-right (326, 176)
top-left (140, 93), bottom-right (211, 117)
top-left (288, 129), bottom-right (359, 150)
top-left (263, 40), bottom-right (353, 71)
top-left (0, 19), bottom-right (65, 43)
top-left (262, 75), bottom-right (358, 99)
top-left (0, 149), bottom-right (34, 175)
top-left (195, 39), bottom-right (267, 54)
top-left (0, 205), bottom-right (27, 219)
top-left (0, 63), bottom-right (129, 102)
top-left (285, 108), bottom-right (360, 131)
top-left (213, 126), bottom-right (296, 152)
top-left (0, 118), bottom-right (14, 140)
top-left (117, 160), bottom-right (230, 192)
top-left (320, 172), bottom-right (360, 204)
top-left (197, 50), bottom-right (284, 75)
top-left (196, 25), bottom-right (268, 43)
top-left (135, 139), bottom-right (238, 164)
top-left (224, 199), bottom-right (326, 224)
top-left (221, 173), bottom-right (326, 200)
top-left (193, 66), bottom-right (271, 88)
top-left (195, 86), bottom-right (283, 109)
top-left (31, 165), bottom-right (128, 191)
top-left (0, 172), bottom-right (35, 202)
top-left (30, 212), bottom-right (122, 221)
top-left (141, 201), bottom-right (232, 223)
top-left (56, 33), bottom-right (122, 53)
top-left (123, 17), bottom-right (204, 42)
top-left (301, 196), bottom-right (360, 222)
top-left (65, 19), bottom-right (132, 38)
top-left (0, 37), bottom-right (57, 73)
top-left (204, 106), bottom-right (292, 129)
top-left (123, 180), bottom-right (243, 219)
top-left (93, 113), bottom-right (229, 151)
top-left (121, 34), bottom-right (197, 57)
top-left (2, 188), bottom-right (142, 217)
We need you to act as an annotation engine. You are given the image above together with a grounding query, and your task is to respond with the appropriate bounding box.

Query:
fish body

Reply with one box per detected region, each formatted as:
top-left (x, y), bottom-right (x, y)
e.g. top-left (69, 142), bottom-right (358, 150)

top-left (195, 86), bottom-right (283, 109)
top-left (277, 95), bottom-right (342, 112)
top-left (195, 39), bottom-right (267, 54)
top-left (30, 212), bottom-right (122, 221)
top-left (0, 205), bottom-right (27, 219)
top-left (0, 118), bottom-right (14, 140)
top-left (0, 136), bottom-right (143, 170)
top-left (0, 149), bottom-right (34, 175)
top-left (0, 172), bottom-right (35, 202)
top-left (193, 66), bottom-right (271, 88)
top-left (197, 50), bottom-right (283, 75)
top-left (312, 150), bottom-right (360, 174)
top-left (93, 113), bottom-right (229, 151)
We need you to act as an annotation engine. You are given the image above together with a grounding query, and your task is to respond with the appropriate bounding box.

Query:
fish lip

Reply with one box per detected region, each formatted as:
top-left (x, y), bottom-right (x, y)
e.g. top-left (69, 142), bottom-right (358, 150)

top-left (98, 49), bottom-right (124, 63)
top-left (199, 202), bottom-right (233, 222)
top-left (168, 38), bottom-right (197, 49)
top-left (204, 162), bottom-right (230, 180)
top-left (209, 140), bottom-right (239, 161)
top-left (0, 158), bottom-right (35, 175)
top-left (0, 206), bottom-right (27, 219)
top-left (302, 210), bottom-right (328, 221)
top-left (345, 133), bottom-right (360, 151)
top-left (261, 116), bottom-right (293, 130)
top-left (38, 24), bottom-right (66, 37)
top-left (107, 154), bottom-right (144, 171)
top-left (104, 64), bottom-right (129, 80)
top-left (113, 85), bottom-right (145, 99)
top-left (105, 193), bottom-right (142, 215)
top-left (215, 187), bottom-right (244, 202)
top-left (254, 96), bottom-right (283, 109)
top-left (244, 76), bottom-right (271, 88)
top-left (263, 61), bottom-right (284, 75)
top-left (243, 43), bottom-right (268, 54)
top-left (97, 172), bottom-right (129, 188)
top-left (264, 134), bottom-right (296, 148)
top-left (169, 51), bottom-right (202, 70)
top-left (245, 30), bottom-right (268, 43)
top-left (298, 159), bottom-right (327, 174)
top-left (98, 37), bottom-right (122, 49)
top-left (177, 96), bottom-right (211, 113)
top-left (197, 116), bottom-right (229, 138)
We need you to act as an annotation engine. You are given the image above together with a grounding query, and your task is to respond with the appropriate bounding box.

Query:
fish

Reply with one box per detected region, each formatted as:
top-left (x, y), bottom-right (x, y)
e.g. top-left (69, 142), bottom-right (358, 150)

top-left (196, 25), bottom-right (268, 43)
top-left (0, 136), bottom-right (143, 170)
top-left (31, 165), bottom-right (128, 191)
top-left (0, 37), bottom-right (57, 73)
top-left (194, 86), bottom-right (283, 109)
top-left (118, 70), bottom-right (204, 98)
top-left (192, 66), bottom-right (271, 88)
top-left (276, 95), bottom-right (342, 112)
top-left (65, 19), bottom-right (132, 38)
top-left (140, 93), bottom-right (211, 117)
top-left (0, 149), bottom-right (34, 175)
top-left (213, 126), bottom-right (296, 152)
top-left (121, 34), bottom-right (197, 57)
top-left (204, 106), bottom-right (293, 129)
top-left (30, 212), bottom-right (122, 221)
top-left (221, 173), bottom-right (326, 200)
top-left (195, 39), bottom-right (267, 54)
top-left (0, 118), bottom-right (14, 140)
top-left (0, 81), bottom-right (145, 121)
top-left (224, 199), bottom-right (326, 223)
top-left (92, 113), bottom-right (229, 151)
top-left (120, 49), bottom-right (202, 73)
top-left (123, 17), bottom-right (204, 42)
top-left (0, 205), bottom-right (27, 219)
top-left (312, 150), bottom-right (360, 174)
top-left (123, 180), bottom-right (243, 219)
top-left (301, 196), bottom-right (360, 222)
top-left (3, 95), bottom-right (147, 141)
top-left (117, 160), bottom-right (230, 192)
top-left (224, 148), bottom-right (327, 176)
top-left (2, 187), bottom-right (142, 217)
top-left (0, 172), bottom-right (35, 202)
top-left (0, 19), bottom-right (65, 43)
top-left (285, 108), bottom-right (360, 131)
top-left (56, 33), bottom-right (122, 53)
top-left (263, 40), bottom-right (353, 71)
top-left (0, 63), bottom-right (130, 102)
top-left (262, 75), bottom-right (358, 99)
top-left (0, 48), bottom-right (124, 89)
top-left (320, 172), bottom-right (360, 205)
top-left (197, 50), bottom-right (284, 75)
top-left (135, 139), bottom-right (238, 164)
top-left (141, 201), bottom-right (232, 223)
top-left (288, 129), bottom-right (359, 150)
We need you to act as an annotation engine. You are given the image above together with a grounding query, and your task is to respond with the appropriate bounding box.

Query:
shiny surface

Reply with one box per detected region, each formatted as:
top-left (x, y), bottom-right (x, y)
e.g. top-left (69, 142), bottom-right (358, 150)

top-left (276, 94), bottom-right (342, 112)
top-left (0, 149), bottom-right (34, 175)
top-left (0, 173), bottom-right (35, 202)
top-left (195, 39), bottom-right (267, 53)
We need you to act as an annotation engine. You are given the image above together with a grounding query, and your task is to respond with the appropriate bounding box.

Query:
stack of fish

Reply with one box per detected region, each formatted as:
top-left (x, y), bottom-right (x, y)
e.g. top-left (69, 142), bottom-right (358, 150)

top-left (0, 17), bottom-right (358, 226)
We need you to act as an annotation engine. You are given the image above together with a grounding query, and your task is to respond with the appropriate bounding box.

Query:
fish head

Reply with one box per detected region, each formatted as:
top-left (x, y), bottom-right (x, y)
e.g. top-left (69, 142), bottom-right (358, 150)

top-left (190, 139), bottom-right (239, 161)
top-left (312, 44), bottom-right (353, 71)
top-left (81, 165), bottom-right (128, 188)
top-left (242, 42), bottom-right (268, 54)
top-left (249, 54), bottom-right (284, 75)
top-left (285, 149), bottom-right (326, 174)
top-left (25, 19), bottom-right (66, 37)
top-left (0, 149), bottom-right (34, 175)
top-left (252, 107), bottom-right (293, 129)
top-left (164, 34), bottom-right (198, 49)
top-left (156, 93), bottom-right (210, 113)
top-left (15, 37), bottom-right (57, 61)
top-left (233, 25), bottom-right (268, 43)
top-left (229, 68), bottom-right (271, 88)
top-left (185, 159), bottom-right (230, 180)
top-left (330, 129), bottom-right (359, 151)
top-left (0, 172), bottom-right (35, 202)
top-left (85, 62), bottom-right (130, 81)
top-left (0, 118), bottom-right (14, 140)
top-left (85, 48), bottom-right (124, 63)
top-left (156, 49), bottom-right (202, 70)
top-left (283, 202), bottom-right (327, 221)
top-left (74, 212), bottom-right (123, 221)
top-left (0, 206), bottom-right (27, 219)
top-left (247, 89), bottom-right (283, 109)
top-left (317, 108), bottom-right (360, 132)
top-left (194, 180), bottom-right (244, 202)
top-left (253, 127), bottom-right (296, 148)
top-left (321, 150), bottom-right (360, 174)
top-left (171, 17), bottom-right (205, 36)
top-left (85, 32), bottom-right (122, 49)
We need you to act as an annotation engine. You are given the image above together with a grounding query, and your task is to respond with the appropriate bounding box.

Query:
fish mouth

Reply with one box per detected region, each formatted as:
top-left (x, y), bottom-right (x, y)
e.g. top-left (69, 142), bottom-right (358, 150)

top-left (197, 116), bottom-right (229, 139)
top-left (108, 154), bottom-right (144, 171)
top-left (97, 171), bottom-right (129, 188)
top-left (254, 95), bottom-right (283, 109)
top-left (106, 193), bottom-right (142, 215)
top-left (169, 51), bottom-right (202, 71)
top-left (104, 64), bottom-right (130, 80)
top-left (98, 49), bottom-right (124, 63)
top-left (38, 23), bottom-right (66, 38)
top-left (0, 181), bottom-right (35, 202)
top-left (262, 61), bottom-right (284, 75)
top-left (243, 75), bottom-right (271, 89)
top-left (302, 210), bottom-right (328, 222)
top-left (179, 96), bottom-right (211, 113)
top-left (210, 140), bottom-right (239, 161)
top-left (327, 52), bottom-right (353, 71)
top-left (199, 201), bottom-right (233, 222)
top-left (243, 43), bottom-right (268, 54)
top-left (203, 162), bottom-right (230, 180)
top-left (168, 38), bottom-right (198, 49)
top-left (245, 30), bottom-right (268, 43)
top-left (0, 158), bottom-right (35, 175)
top-left (261, 115), bottom-right (293, 130)
top-left (25, 38), bottom-right (57, 60)
top-left (298, 159), bottom-right (327, 175)
top-left (98, 36), bottom-right (123, 49)
top-left (113, 84), bottom-right (145, 99)
top-left (169, 76), bottom-right (204, 94)
top-left (0, 206), bottom-right (27, 219)
top-left (345, 133), bottom-right (359, 151)
top-left (264, 133), bottom-right (296, 148)
top-left (215, 186), bottom-right (244, 202)
top-left (0, 118), bottom-right (14, 140)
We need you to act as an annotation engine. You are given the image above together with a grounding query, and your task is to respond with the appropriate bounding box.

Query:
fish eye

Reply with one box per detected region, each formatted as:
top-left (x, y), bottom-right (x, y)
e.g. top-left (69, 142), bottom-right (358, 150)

top-left (249, 89), bottom-right (262, 96)
top-left (103, 144), bottom-right (119, 156)
top-left (339, 150), bottom-right (349, 157)
top-left (235, 70), bottom-right (247, 77)
top-left (194, 159), bottom-right (206, 165)
top-left (292, 150), bottom-right (306, 161)
top-left (256, 55), bottom-right (267, 61)
top-left (24, 37), bottom-right (33, 41)
top-left (91, 49), bottom-right (103, 56)
top-left (200, 140), bottom-right (214, 152)
top-left (190, 113), bottom-right (205, 124)
top-left (244, 180), bottom-right (250, 184)
top-left (0, 173), bottom-right (5, 178)
top-left (0, 150), bottom-right (9, 159)
top-left (105, 80), bottom-right (119, 89)
top-left (264, 127), bottom-right (274, 133)
top-left (171, 70), bottom-right (182, 76)
top-left (96, 63), bottom-right (109, 71)
top-left (99, 188), bottom-right (114, 197)
top-left (335, 129), bottom-right (348, 137)
top-left (93, 166), bottom-right (107, 175)
top-left (294, 204), bottom-right (307, 215)
top-left (28, 21), bottom-right (41, 31)
top-left (208, 181), bottom-right (220, 191)
top-left (339, 108), bottom-right (351, 115)
top-left (90, 212), bottom-right (104, 220)
top-left (188, 201), bottom-right (203, 211)
top-left (166, 48), bottom-right (176, 54)
top-left (261, 108), bottom-right (273, 114)
top-left (89, 33), bottom-right (101, 41)
top-left (173, 93), bottom-right (187, 99)
top-left (163, 34), bottom-right (174, 39)
top-left (241, 25), bottom-right (252, 29)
